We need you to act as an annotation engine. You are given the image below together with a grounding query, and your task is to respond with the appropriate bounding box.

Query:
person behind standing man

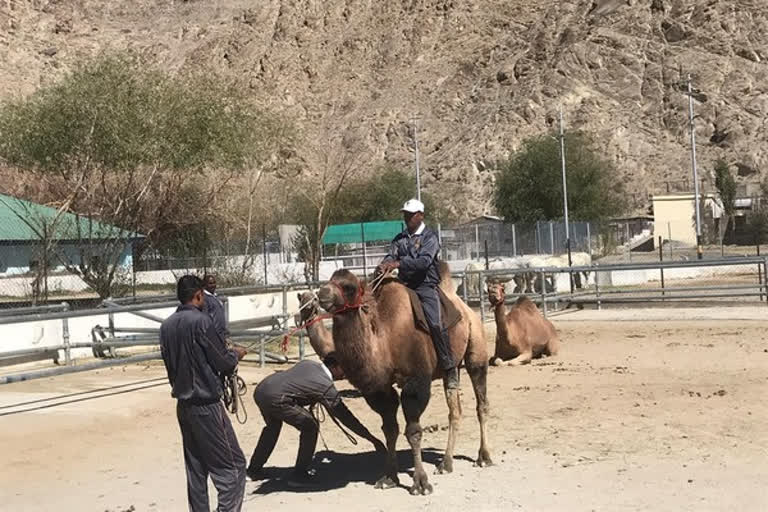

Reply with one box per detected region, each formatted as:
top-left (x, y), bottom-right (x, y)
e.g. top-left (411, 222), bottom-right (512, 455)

top-left (376, 198), bottom-right (459, 389)
top-left (203, 274), bottom-right (229, 342)
top-left (160, 275), bottom-right (248, 512)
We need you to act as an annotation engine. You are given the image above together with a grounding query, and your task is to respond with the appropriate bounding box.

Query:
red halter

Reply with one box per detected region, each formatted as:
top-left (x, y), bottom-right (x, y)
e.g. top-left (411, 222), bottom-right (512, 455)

top-left (279, 280), bottom-right (365, 353)
top-left (330, 280), bottom-right (365, 314)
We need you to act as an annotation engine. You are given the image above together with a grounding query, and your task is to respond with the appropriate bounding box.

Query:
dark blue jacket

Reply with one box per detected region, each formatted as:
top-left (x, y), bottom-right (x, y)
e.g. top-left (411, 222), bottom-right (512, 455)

top-left (203, 291), bottom-right (229, 338)
top-left (381, 225), bottom-right (441, 288)
top-left (160, 305), bottom-right (238, 404)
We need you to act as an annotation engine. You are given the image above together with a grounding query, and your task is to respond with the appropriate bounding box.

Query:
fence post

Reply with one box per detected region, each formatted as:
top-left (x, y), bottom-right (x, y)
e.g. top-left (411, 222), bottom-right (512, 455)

top-left (586, 222), bottom-right (592, 257)
top-left (107, 306), bottom-right (117, 358)
top-left (535, 221), bottom-right (541, 254)
top-left (361, 222), bottom-right (368, 277)
top-left (263, 223), bottom-right (269, 286)
top-left (540, 268), bottom-right (548, 317)
top-left (462, 273), bottom-right (469, 304)
top-left (512, 223), bottom-right (517, 257)
top-left (299, 331), bottom-right (305, 361)
top-left (594, 266), bottom-right (601, 310)
top-left (549, 221), bottom-right (555, 255)
top-left (479, 282), bottom-right (486, 324)
top-left (260, 337), bottom-right (266, 368)
top-left (281, 286), bottom-right (288, 328)
top-left (757, 240), bottom-right (764, 302)
top-left (763, 257), bottom-right (768, 304)
top-left (658, 236), bottom-right (665, 299)
top-left (224, 297), bottom-right (230, 333)
top-left (668, 222), bottom-right (673, 260)
top-left (626, 221), bottom-right (631, 262)
top-left (484, 240), bottom-right (489, 270)
top-left (62, 302), bottom-right (71, 366)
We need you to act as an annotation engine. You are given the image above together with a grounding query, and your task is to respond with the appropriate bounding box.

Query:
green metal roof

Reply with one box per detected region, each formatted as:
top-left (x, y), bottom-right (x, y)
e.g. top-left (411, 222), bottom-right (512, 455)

top-left (323, 220), bottom-right (404, 245)
top-left (0, 194), bottom-right (142, 242)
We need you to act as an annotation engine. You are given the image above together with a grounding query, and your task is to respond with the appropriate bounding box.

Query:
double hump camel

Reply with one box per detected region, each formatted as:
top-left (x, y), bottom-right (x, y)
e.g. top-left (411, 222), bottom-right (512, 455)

top-left (317, 263), bottom-right (492, 495)
top-left (487, 281), bottom-right (560, 365)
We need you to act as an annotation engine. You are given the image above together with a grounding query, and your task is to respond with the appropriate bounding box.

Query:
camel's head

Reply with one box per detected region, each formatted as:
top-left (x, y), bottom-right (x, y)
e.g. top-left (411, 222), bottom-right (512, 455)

top-left (295, 291), bottom-right (319, 326)
top-left (317, 269), bottom-right (363, 314)
top-left (487, 281), bottom-right (505, 306)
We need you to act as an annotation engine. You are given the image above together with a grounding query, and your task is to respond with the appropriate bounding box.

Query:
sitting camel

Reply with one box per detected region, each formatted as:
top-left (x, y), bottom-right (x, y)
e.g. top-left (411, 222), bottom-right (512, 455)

top-left (487, 282), bottom-right (560, 366)
top-left (317, 263), bottom-right (492, 495)
top-left (295, 291), bottom-right (334, 359)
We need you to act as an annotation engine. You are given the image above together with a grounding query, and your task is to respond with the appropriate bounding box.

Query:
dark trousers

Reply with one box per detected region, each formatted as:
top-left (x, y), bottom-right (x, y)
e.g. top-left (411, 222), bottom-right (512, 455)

top-left (176, 401), bottom-right (246, 512)
top-left (414, 284), bottom-right (454, 371)
top-left (248, 396), bottom-right (319, 475)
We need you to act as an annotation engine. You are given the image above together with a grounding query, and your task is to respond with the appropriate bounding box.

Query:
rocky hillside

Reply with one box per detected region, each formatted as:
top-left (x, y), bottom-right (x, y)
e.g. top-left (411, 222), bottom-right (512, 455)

top-left (1, 0), bottom-right (767, 219)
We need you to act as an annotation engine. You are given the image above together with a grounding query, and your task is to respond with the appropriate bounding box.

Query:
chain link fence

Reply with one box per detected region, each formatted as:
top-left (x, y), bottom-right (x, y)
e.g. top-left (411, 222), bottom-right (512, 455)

top-left (3, 215), bottom-right (768, 309)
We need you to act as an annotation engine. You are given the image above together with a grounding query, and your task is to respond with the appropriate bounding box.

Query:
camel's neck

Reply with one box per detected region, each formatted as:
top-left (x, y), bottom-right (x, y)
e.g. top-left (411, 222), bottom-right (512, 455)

top-left (493, 301), bottom-right (510, 339)
top-left (331, 310), bottom-right (382, 391)
top-left (306, 315), bottom-right (332, 346)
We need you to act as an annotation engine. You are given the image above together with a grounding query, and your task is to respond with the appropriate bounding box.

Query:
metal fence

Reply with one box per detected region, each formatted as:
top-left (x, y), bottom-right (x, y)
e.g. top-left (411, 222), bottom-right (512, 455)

top-left (4, 214), bottom-right (768, 309)
top-left (2, 256), bottom-right (767, 384)
top-left (458, 256), bottom-right (768, 324)
top-left (441, 220), bottom-right (594, 260)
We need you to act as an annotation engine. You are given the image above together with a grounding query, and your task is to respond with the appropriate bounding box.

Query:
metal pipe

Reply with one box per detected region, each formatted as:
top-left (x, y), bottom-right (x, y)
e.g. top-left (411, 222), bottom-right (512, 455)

top-left (569, 291), bottom-right (768, 303)
top-left (103, 300), bottom-right (167, 324)
top-left (0, 303), bottom-right (69, 317)
top-left (0, 352), bottom-right (162, 385)
top-left (62, 315), bottom-right (71, 366)
top-left (540, 269), bottom-right (548, 317)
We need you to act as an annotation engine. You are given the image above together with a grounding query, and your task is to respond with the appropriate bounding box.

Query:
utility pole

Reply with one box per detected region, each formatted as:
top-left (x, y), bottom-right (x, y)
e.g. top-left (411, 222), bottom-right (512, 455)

top-left (558, 107), bottom-right (574, 292)
top-left (687, 74), bottom-right (703, 260)
top-left (411, 117), bottom-right (422, 201)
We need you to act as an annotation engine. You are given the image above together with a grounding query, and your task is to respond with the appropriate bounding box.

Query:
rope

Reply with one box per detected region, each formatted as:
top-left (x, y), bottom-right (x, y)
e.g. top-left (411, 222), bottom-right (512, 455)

top-left (223, 369), bottom-right (248, 424)
top-left (310, 402), bottom-right (358, 447)
top-left (246, 271), bottom-right (394, 355)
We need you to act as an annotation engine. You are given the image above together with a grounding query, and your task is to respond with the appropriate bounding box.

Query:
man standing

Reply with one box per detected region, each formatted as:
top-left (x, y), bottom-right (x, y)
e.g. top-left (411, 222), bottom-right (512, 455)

top-left (376, 198), bottom-right (458, 389)
top-left (203, 274), bottom-right (229, 341)
top-left (246, 353), bottom-right (385, 488)
top-left (160, 275), bottom-right (248, 512)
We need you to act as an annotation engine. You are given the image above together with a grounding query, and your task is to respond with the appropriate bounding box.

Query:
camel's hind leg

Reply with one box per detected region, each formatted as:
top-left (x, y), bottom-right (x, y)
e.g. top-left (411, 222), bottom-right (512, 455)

top-left (401, 375), bottom-right (433, 495)
top-left (364, 388), bottom-right (400, 489)
top-left (463, 315), bottom-right (493, 467)
top-left (465, 358), bottom-right (493, 467)
top-left (436, 380), bottom-right (462, 474)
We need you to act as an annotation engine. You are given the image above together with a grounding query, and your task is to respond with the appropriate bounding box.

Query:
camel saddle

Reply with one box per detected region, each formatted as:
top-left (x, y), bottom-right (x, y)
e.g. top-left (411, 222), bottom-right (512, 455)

top-left (405, 287), bottom-right (463, 334)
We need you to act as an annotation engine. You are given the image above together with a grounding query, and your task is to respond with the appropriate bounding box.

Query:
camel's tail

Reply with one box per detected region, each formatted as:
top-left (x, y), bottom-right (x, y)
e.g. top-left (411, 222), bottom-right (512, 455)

top-left (438, 260), bottom-right (455, 294)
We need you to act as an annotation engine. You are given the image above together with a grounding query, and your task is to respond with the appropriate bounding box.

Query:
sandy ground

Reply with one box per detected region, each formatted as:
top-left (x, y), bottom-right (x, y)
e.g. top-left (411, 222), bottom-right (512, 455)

top-left (1, 308), bottom-right (768, 512)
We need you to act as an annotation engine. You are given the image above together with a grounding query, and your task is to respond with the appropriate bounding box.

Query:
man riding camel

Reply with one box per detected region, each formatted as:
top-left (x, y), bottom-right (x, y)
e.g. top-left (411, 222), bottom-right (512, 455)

top-left (376, 198), bottom-right (458, 390)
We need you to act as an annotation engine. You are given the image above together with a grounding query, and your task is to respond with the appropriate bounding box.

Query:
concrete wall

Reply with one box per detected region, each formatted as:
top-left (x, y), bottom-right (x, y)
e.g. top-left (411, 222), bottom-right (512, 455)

top-left (652, 194), bottom-right (721, 246)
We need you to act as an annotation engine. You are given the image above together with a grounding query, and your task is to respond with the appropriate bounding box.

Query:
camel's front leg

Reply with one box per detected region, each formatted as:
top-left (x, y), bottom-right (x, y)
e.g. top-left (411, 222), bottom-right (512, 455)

top-left (401, 376), bottom-right (433, 495)
top-left (504, 351), bottom-right (533, 366)
top-left (365, 388), bottom-right (400, 489)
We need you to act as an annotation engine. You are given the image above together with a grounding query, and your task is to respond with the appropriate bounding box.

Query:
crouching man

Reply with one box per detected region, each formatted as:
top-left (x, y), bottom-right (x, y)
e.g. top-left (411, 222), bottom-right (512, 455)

top-left (246, 353), bottom-right (385, 488)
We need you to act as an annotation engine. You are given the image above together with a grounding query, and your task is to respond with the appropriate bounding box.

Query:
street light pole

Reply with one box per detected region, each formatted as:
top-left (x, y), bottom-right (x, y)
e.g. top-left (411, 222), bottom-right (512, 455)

top-left (687, 74), bottom-right (703, 260)
top-left (412, 118), bottom-right (422, 201)
top-left (559, 107), bottom-right (574, 292)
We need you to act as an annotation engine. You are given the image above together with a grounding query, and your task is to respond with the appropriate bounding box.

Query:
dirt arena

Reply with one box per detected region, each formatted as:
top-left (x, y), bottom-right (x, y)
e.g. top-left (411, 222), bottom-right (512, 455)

top-left (1, 307), bottom-right (767, 511)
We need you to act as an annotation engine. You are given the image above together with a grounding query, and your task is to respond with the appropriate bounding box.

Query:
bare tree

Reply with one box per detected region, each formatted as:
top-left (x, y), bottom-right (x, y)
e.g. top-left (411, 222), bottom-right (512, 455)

top-left (290, 107), bottom-right (364, 281)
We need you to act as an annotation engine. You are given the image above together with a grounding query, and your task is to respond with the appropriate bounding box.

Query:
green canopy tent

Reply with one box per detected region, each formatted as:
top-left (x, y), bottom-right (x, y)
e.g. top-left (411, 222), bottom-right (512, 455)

top-left (322, 220), bottom-right (404, 245)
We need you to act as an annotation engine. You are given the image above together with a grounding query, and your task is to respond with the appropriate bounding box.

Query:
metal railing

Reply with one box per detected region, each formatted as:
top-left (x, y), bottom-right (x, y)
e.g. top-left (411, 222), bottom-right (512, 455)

top-left (2, 256), bottom-right (766, 383)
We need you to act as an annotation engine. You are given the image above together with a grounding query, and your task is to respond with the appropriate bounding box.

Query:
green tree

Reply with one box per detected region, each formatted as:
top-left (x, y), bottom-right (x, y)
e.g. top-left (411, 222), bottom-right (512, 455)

top-left (0, 53), bottom-right (289, 297)
top-left (493, 131), bottom-right (627, 223)
top-left (713, 158), bottom-right (737, 242)
top-left (336, 166), bottom-right (453, 224)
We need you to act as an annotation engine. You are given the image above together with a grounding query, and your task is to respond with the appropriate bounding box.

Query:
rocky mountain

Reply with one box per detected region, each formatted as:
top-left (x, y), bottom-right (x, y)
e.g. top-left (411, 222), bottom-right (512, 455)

top-left (1, 0), bottom-right (767, 219)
